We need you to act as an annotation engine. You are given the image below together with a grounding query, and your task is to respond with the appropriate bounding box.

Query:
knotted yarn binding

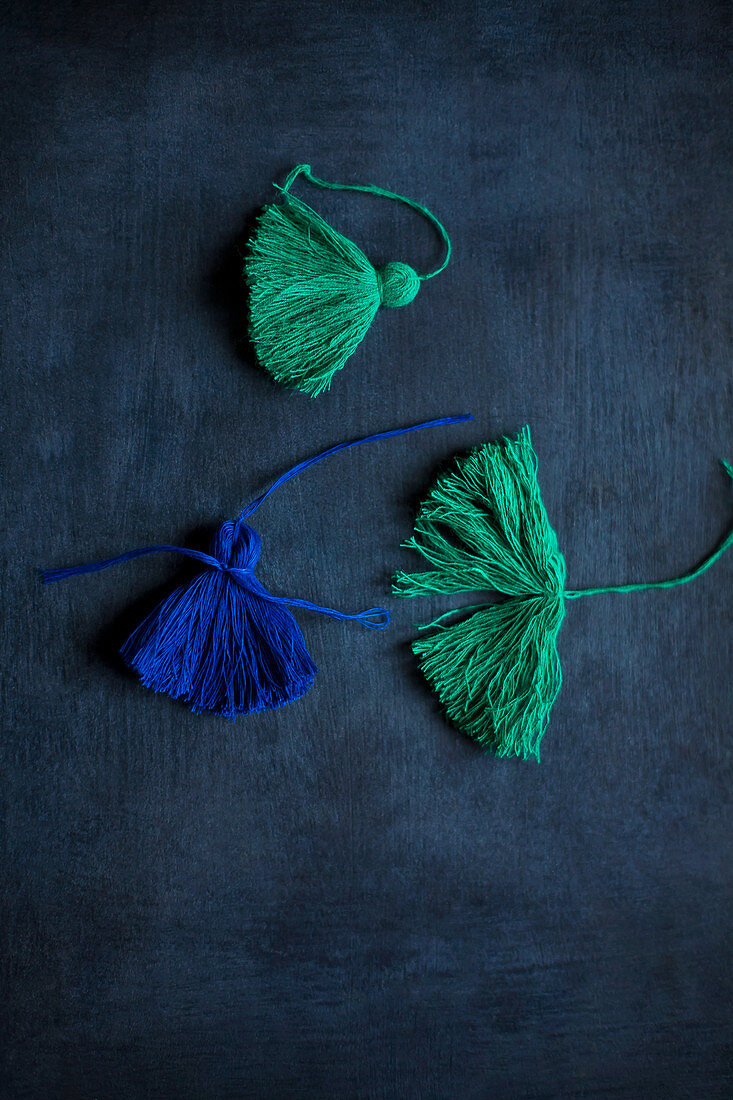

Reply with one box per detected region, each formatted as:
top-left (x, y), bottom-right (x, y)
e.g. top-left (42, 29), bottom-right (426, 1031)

top-left (245, 164), bottom-right (451, 396)
top-left (395, 430), bottom-right (732, 761)
top-left (43, 414), bottom-right (472, 717)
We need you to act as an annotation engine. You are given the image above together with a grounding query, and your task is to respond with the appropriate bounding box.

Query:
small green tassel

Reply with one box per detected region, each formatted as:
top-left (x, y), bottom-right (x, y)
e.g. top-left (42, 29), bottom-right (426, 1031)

top-left (395, 429), bottom-right (732, 761)
top-left (245, 164), bottom-right (450, 397)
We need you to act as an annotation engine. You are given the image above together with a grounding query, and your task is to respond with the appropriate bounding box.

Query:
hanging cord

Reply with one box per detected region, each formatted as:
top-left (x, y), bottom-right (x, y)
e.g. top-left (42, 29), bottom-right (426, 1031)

top-left (565, 531), bottom-right (733, 598)
top-left (42, 415), bottom-right (473, 630)
top-left (278, 163), bottom-right (451, 280)
top-left (565, 460), bottom-right (733, 599)
top-left (41, 542), bottom-right (390, 629)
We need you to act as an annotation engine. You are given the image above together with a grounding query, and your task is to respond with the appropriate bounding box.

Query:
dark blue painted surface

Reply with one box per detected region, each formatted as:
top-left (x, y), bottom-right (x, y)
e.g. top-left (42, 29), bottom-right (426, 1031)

top-left (2, 2), bottom-right (731, 1096)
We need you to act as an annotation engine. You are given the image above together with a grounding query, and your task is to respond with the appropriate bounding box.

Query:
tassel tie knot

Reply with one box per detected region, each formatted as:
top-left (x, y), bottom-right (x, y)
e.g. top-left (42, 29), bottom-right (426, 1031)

top-left (376, 262), bottom-right (421, 308)
top-left (213, 519), bottom-right (261, 571)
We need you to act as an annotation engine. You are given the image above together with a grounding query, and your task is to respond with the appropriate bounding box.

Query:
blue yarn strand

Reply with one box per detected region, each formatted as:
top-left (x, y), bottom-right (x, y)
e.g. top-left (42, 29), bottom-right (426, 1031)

top-left (238, 415), bottom-right (473, 520)
top-left (41, 545), bottom-right (218, 583)
top-left (43, 548), bottom-right (390, 630)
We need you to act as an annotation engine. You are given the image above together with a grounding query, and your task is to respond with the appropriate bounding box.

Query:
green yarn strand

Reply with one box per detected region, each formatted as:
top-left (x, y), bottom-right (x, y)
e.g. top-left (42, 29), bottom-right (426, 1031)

top-left (245, 164), bottom-right (451, 396)
top-left (565, 460), bottom-right (733, 599)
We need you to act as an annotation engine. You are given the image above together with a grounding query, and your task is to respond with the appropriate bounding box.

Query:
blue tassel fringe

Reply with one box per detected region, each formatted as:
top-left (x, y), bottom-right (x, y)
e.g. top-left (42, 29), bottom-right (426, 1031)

top-left (120, 521), bottom-right (317, 717)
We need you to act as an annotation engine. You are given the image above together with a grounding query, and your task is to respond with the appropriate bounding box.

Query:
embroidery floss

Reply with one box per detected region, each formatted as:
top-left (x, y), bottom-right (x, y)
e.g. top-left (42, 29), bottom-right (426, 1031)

top-left (394, 428), bottom-right (732, 761)
top-left (43, 415), bottom-right (472, 717)
top-left (245, 164), bottom-right (451, 396)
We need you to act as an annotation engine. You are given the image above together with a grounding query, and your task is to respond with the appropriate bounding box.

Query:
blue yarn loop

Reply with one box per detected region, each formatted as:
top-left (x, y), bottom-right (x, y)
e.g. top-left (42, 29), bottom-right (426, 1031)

top-left (43, 415), bottom-right (472, 627)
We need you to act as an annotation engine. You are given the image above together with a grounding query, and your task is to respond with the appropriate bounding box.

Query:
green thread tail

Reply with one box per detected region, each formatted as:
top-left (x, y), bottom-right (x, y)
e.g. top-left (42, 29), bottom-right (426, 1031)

top-left (280, 164), bottom-right (451, 279)
top-left (565, 460), bottom-right (733, 598)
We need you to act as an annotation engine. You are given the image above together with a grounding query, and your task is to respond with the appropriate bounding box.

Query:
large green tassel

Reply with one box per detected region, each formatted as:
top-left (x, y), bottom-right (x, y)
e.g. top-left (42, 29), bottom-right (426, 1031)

top-left (395, 429), bottom-right (732, 761)
top-left (245, 164), bottom-right (451, 397)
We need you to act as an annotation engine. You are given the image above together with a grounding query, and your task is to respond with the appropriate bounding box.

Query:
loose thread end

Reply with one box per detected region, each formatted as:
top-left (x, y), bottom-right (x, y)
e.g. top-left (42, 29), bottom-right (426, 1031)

top-left (41, 564), bottom-right (95, 584)
top-left (275, 163), bottom-right (452, 280)
top-left (355, 607), bottom-right (390, 630)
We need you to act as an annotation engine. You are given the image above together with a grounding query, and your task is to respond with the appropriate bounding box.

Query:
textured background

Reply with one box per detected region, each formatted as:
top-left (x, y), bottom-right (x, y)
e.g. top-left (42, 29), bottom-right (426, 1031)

top-left (2, 2), bottom-right (731, 1097)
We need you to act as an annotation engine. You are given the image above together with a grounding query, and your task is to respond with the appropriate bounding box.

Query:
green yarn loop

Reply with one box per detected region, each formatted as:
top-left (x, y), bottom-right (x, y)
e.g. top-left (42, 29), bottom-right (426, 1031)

top-left (279, 164), bottom-right (451, 279)
top-left (245, 164), bottom-right (450, 396)
top-left (395, 432), bottom-right (732, 762)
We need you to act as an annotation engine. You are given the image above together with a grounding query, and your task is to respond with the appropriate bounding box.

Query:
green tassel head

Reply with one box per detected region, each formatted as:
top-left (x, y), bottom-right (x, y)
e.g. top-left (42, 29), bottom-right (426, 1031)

top-left (376, 262), bottom-right (420, 308)
top-left (244, 165), bottom-right (450, 397)
top-left (394, 428), bottom-right (566, 761)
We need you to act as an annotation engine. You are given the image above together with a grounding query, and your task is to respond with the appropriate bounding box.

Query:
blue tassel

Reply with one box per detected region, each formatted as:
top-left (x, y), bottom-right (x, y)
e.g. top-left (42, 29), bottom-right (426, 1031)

top-left (43, 415), bottom-right (472, 717)
top-left (121, 522), bottom-right (318, 716)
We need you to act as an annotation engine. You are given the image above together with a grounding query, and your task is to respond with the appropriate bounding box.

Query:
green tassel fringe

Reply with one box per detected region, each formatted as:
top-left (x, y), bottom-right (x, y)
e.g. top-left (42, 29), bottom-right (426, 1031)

top-left (246, 192), bottom-right (384, 397)
top-left (394, 428), bottom-right (566, 760)
top-left (411, 597), bottom-right (565, 761)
